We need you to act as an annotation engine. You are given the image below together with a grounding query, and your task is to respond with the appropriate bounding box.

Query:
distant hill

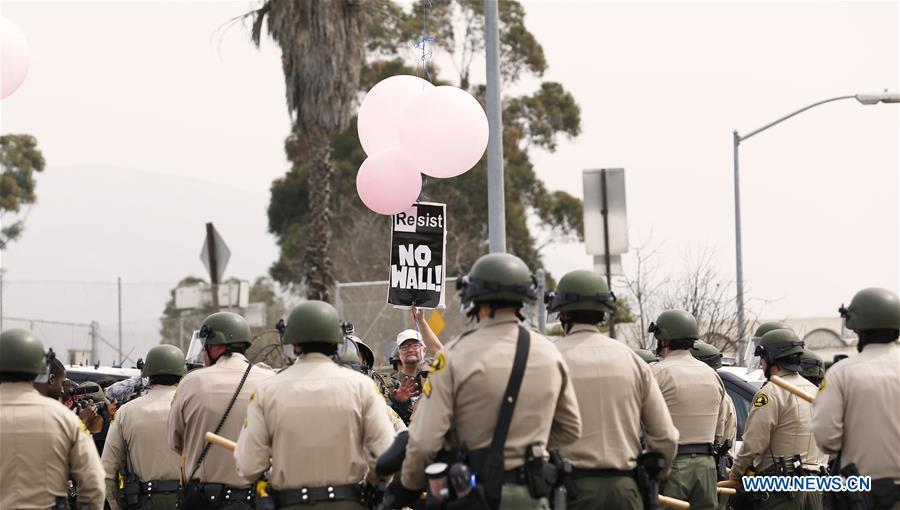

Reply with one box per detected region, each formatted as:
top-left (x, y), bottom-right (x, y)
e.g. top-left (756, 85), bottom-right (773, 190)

top-left (2, 164), bottom-right (279, 364)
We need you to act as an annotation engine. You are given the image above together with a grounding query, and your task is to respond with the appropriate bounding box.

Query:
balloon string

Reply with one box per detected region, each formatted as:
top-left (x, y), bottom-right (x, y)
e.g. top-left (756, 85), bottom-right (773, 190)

top-left (415, 0), bottom-right (434, 84)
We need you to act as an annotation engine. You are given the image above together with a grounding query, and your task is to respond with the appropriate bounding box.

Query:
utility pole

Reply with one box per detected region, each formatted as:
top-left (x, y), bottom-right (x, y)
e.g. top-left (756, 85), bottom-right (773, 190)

top-left (89, 321), bottom-right (99, 365)
top-left (117, 276), bottom-right (123, 366)
top-left (485, 0), bottom-right (506, 253)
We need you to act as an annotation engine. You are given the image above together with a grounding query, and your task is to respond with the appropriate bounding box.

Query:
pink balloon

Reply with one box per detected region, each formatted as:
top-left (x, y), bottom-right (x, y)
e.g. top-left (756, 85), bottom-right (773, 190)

top-left (356, 149), bottom-right (423, 215)
top-left (399, 86), bottom-right (489, 179)
top-left (358, 75), bottom-right (434, 156)
top-left (1, 17), bottom-right (30, 100)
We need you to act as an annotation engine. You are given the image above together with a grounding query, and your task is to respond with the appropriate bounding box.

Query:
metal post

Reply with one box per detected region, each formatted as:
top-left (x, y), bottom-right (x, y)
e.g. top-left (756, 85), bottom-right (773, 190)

top-left (0, 269), bottom-right (4, 331)
top-left (206, 223), bottom-right (220, 311)
top-left (536, 269), bottom-right (547, 334)
top-left (334, 282), bottom-right (342, 316)
top-left (89, 321), bottom-right (99, 365)
top-left (484, 0), bottom-right (506, 253)
top-left (117, 276), bottom-right (123, 366)
top-left (600, 170), bottom-right (617, 339)
top-left (733, 131), bottom-right (746, 362)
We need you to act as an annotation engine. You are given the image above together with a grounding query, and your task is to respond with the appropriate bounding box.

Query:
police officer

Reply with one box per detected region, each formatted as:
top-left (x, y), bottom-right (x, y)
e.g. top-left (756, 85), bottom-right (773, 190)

top-left (811, 288), bottom-right (900, 510)
top-left (167, 312), bottom-right (273, 509)
top-left (548, 270), bottom-right (678, 509)
top-left (730, 329), bottom-right (825, 509)
top-left (649, 310), bottom-right (730, 510)
top-left (234, 301), bottom-right (396, 509)
top-left (690, 341), bottom-right (738, 446)
top-left (745, 322), bottom-right (790, 368)
top-left (396, 253), bottom-right (582, 509)
top-left (103, 344), bottom-right (187, 510)
top-left (0, 329), bottom-right (106, 510)
top-left (798, 349), bottom-right (824, 388)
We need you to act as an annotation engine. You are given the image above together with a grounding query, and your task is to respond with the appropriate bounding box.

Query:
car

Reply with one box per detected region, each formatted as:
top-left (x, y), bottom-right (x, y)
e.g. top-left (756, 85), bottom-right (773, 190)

top-left (718, 366), bottom-right (766, 457)
top-left (65, 365), bottom-right (141, 384)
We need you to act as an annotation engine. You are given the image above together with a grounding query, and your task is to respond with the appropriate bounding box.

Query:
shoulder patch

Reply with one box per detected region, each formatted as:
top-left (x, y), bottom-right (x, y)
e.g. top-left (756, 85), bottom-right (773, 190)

top-left (249, 389), bottom-right (257, 403)
top-left (422, 378), bottom-right (432, 398)
top-left (431, 352), bottom-right (447, 373)
top-left (753, 393), bottom-right (770, 408)
top-left (818, 378), bottom-right (826, 393)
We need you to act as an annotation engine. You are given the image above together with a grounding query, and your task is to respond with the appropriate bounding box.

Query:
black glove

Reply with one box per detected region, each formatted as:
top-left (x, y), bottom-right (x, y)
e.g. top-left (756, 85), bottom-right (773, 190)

top-left (380, 480), bottom-right (421, 509)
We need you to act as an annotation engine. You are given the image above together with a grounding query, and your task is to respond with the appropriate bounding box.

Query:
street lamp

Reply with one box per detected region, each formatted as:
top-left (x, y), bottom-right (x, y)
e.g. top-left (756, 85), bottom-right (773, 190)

top-left (732, 91), bottom-right (899, 362)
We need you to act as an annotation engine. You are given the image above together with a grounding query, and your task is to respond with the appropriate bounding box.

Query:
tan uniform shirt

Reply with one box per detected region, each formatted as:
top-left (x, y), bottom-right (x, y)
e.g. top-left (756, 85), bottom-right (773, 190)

top-left (732, 372), bottom-right (825, 477)
top-left (723, 391), bottom-right (738, 446)
top-left (401, 313), bottom-right (582, 489)
top-left (811, 342), bottom-right (900, 482)
top-left (0, 382), bottom-right (105, 510)
top-left (554, 324), bottom-right (679, 472)
top-left (167, 353), bottom-right (273, 487)
top-left (234, 354), bottom-right (395, 489)
top-left (102, 385), bottom-right (181, 510)
top-left (652, 349), bottom-right (729, 445)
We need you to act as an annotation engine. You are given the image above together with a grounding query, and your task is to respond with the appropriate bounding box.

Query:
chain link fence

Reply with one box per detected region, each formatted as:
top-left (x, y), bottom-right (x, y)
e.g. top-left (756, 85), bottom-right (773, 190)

top-left (334, 278), bottom-right (547, 369)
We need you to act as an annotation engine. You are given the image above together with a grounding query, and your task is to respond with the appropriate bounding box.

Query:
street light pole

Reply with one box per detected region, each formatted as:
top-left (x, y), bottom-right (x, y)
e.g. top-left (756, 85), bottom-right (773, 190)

top-left (732, 92), bottom-right (899, 362)
top-left (485, 0), bottom-right (506, 253)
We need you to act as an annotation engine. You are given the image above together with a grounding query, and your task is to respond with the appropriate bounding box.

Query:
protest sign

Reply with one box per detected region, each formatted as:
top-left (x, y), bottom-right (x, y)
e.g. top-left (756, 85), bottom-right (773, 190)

top-left (388, 202), bottom-right (447, 309)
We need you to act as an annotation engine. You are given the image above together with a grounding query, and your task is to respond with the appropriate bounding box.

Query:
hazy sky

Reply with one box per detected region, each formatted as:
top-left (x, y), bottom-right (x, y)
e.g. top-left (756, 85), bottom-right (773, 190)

top-left (1, 1), bottom-right (897, 360)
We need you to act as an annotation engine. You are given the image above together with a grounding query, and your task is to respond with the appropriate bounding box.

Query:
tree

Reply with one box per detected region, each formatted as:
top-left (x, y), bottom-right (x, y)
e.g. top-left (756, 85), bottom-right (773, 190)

top-left (158, 276), bottom-right (287, 367)
top-left (251, 0), bottom-right (370, 302)
top-left (263, 1), bottom-right (584, 290)
top-left (621, 235), bottom-right (668, 336)
top-left (0, 134), bottom-right (46, 247)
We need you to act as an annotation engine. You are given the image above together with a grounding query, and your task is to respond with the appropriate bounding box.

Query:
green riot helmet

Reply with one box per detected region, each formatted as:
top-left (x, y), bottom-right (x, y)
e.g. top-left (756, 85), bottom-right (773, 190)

top-left (0, 329), bottom-right (48, 376)
top-left (634, 349), bottom-right (658, 364)
top-left (743, 321), bottom-right (790, 368)
top-left (281, 301), bottom-right (343, 345)
top-left (753, 329), bottom-right (804, 376)
top-left (647, 310), bottom-right (699, 355)
top-left (456, 253), bottom-right (537, 310)
top-left (142, 344), bottom-right (187, 378)
top-left (839, 288), bottom-right (900, 332)
top-left (199, 312), bottom-right (252, 346)
top-left (546, 270), bottom-right (616, 314)
top-left (798, 349), bottom-right (825, 386)
top-left (350, 336), bottom-right (375, 370)
top-left (690, 341), bottom-right (724, 370)
top-left (334, 337), bottom-right (363, 371)
top-left (0, 329), bottom-right (56, 383)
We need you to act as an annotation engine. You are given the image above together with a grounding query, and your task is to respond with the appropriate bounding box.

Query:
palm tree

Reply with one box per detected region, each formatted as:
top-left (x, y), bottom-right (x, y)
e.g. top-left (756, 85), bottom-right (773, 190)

top-left (251, 0), bottom-right (368, 302)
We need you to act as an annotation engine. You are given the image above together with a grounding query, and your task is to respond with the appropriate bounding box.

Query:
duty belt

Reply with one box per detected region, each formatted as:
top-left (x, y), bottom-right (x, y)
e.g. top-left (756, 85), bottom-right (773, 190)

top-left (502, 467), bottom-right (529, 485)
top-left (571, 468), bottom-right (635, 479)
top-left (677, 443), bottom-right (714, 456)
top-left (189, 483), bottom-right (254, 505)
top-left (272, 484), bottom-right (363, 506)
top-left (139, 480), bottom-right (180, 494)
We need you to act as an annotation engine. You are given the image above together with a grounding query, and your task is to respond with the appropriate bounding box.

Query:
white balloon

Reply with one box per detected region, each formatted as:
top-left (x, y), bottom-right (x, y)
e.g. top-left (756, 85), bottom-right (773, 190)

top-left (357, 75), bottom-right (434, 156)
top-left (399, 86), bottom-right (489, 179)
top-left (1, 17), bottom-right (30, 100)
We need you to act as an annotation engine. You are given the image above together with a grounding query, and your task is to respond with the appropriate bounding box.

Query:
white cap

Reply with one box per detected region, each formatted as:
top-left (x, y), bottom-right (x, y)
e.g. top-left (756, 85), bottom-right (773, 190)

top-left (396, 329), bottom-right (423, 346)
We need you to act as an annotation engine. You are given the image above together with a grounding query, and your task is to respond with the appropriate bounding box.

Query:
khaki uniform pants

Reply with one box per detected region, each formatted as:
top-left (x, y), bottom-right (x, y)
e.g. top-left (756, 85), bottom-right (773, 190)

top-left (280, 502), bottom-right (364, 510)
top-left (751, 491), bottom-right (822, 510)
top-left (499, 484), bottom-right (549, 510)
top-left (568, 475), bottom-right (642, 510)
top-left (130, 493), bottom-right (179, 510)
top-left (663, 455), bottom-right (718, 510)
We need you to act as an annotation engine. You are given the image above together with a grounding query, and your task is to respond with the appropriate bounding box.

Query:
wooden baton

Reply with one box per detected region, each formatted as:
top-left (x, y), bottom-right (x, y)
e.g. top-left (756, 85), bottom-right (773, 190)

top-left (718, 480), bottom-right (740, 488)
top-left (718, 487), bottom-right (737, 495)
top-left (205, 431), bottom-right (237, 452)
top-left (659, 495), bottom-right (691, 509)
top-left (769, 375), bottom-right (815, 403)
